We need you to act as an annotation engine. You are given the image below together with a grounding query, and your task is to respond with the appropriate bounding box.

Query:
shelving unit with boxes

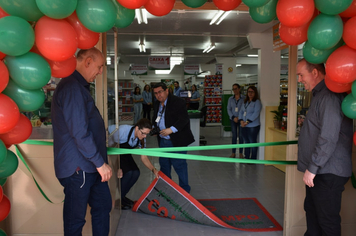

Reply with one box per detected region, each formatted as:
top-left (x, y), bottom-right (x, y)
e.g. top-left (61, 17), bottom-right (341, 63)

top-left (204, 75), bottom-right (222, 125)
top-left (118, 80), bottom-right (134, 125)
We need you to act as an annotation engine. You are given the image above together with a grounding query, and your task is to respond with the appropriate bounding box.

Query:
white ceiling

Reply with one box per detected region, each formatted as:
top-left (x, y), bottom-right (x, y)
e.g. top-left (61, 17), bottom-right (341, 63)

top-left (106, 1), bottom-right (279, 66)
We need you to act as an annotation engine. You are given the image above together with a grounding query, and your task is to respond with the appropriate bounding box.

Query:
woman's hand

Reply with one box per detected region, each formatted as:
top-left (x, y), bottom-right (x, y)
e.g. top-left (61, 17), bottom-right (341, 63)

top-left (117, 168), bottom-right (123, 178)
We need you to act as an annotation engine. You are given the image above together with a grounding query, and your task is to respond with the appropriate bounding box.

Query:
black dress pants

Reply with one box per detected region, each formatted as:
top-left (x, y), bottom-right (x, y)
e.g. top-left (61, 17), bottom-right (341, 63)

top-left (304, 173), bottom-right (349, 236)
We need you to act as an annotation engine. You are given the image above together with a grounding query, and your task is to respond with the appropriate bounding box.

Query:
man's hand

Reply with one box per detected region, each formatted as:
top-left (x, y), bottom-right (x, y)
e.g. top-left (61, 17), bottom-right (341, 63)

top-left (117, 168), bottom-right (123, 179)
top-left (159, 128), bottom-right (173, 137)
top-left (97, 163), bottom-right (112, 182)
top-left (303, 169), bottom-right (316, 187)
top-left (233, 117), bottom-right (239, 123)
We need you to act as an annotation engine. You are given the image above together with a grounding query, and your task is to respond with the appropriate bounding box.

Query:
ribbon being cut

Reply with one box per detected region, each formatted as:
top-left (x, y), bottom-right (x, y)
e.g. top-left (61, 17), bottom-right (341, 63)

top-left (133, 171), bottom-right (282, 232)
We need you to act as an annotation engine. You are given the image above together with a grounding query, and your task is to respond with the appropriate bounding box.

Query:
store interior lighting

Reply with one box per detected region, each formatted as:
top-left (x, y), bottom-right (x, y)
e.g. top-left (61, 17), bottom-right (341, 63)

top-left (139, 42), bottom-right (145, 53)
top-left (135, 9), bottom-right (148, 24)
top-left (106, 57), bottom-right (111, 65)
top-left (203, 43), bottom-right (216, 53)
top-left (210, 10), bottom-right (231, 25)
top-left (247, 54), bottom-right (258, 57)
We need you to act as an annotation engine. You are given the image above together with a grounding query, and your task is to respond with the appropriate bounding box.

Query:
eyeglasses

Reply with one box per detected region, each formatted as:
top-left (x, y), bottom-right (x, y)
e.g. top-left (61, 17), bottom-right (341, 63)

top-left (154, 90), bottom-right (165, 95)
top-left (139, 129), bottom-right (150, 136)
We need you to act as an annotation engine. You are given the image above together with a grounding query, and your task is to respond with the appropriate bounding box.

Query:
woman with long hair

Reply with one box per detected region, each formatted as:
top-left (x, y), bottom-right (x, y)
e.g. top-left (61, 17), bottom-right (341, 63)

top-left (108, 118), bottom-right (159, 210)
top-left (133, 86), bottom-right (143, 124)
top-left (238, 85), bottom-right (262, 160)
top-left (142, 84), bottom-right (152, 120)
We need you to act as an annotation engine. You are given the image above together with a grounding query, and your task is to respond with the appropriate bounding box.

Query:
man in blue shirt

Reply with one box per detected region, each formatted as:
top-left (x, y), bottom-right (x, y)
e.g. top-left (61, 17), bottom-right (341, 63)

top-left (152, 82), bottom-right (194, 193)
top-left (173, 81), bottom-right (182, 97)
top-left (51, 48), bottom-right (112, 236)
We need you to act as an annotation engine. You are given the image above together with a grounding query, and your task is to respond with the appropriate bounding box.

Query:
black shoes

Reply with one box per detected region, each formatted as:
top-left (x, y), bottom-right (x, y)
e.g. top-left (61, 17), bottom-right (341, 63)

top-left (121, 197), bottom-right (135, 210)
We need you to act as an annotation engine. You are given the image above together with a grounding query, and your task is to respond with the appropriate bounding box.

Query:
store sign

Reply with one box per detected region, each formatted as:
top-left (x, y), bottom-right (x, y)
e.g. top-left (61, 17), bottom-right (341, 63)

top-left (130, 64), bottom-right (148, 75)
top-left (184, 64), bottom-right (200, 75)
top-left (148, 56), bottom-right (170, 70)
top-left (216, 64), bottom-right (223, 75)
top-left (273, 23), bottom-right (288, 52)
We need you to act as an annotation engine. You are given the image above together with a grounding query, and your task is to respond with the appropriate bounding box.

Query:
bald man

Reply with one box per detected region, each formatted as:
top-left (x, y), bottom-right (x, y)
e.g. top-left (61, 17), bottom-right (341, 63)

top-left (52, 48), bottom-right (112, 236)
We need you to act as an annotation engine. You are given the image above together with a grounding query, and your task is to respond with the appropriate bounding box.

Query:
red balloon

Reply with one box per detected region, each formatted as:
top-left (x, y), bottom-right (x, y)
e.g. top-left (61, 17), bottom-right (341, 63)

top-left (0, 51), bottom-right (5, 60)
top-left (0, 185), bottom-right (3, 202)
top-left (0, 94), bottom-right (20, 134)
top-left (277, 0), bottom-right (315, 27)
top-left (279, 22), bottom-right (309, 46)
top-left (65, 12), bottom-right (100, 49)
top-left (0, 60), bottom-right (9, 93)
top-left (325, 74), bottom-right (353, 93)
top-left (35, 16), bottom-right (78, 61)
top-left (326, 45), bottom-right (356, 84)
top-left (213, 0), bottom-right (242, 11)
top-left (0, 7), bottom-right (9, 19)
top-left (0, 194), bottom-right (11, 222)
top-left (343, 16), bottom-right (356, 50)
top-left (0, 114), bottom-right (32, 146)
top-left (116, 0), bottom-right (149, 9)
top-left (144, 0), bottom-right (175, 17)
top-left (46, 55), bottom-right (77, 78)
top-left (340, 0), bottom-right (356, 18)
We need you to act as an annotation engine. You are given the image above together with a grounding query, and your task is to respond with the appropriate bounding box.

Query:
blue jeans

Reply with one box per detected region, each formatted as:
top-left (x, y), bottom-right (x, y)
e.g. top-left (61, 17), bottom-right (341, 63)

top-left (120, 169), bottom-right (140, 199)
top-left (134, 103), bottom-right (142, 124)
top-left (230, 119), bottom-right (243, 154)
top-left (159, 138), bottom-right (191, 193)
top-left (241, 125), bottom-right (260, 160)
top-left (58, 170), bottom-right (112, 236)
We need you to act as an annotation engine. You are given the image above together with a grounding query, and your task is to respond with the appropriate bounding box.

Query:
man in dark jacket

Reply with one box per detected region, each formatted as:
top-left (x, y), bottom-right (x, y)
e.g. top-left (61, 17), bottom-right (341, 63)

top-left (152, 82), bottom-right (194, 193)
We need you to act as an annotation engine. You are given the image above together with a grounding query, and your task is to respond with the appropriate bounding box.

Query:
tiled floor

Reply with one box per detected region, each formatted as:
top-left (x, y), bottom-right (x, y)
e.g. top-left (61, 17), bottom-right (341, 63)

top-left (115, 126), bottom-right (285, 236)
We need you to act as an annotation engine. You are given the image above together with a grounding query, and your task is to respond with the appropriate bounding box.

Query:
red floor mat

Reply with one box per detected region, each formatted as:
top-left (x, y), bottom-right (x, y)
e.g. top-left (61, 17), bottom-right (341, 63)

top-left (133, 171), bottom-right (282, 232)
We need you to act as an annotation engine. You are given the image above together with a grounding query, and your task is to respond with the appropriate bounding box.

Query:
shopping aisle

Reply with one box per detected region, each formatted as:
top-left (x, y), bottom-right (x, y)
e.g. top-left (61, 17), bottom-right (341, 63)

top-left (115, 126), bottom-right (285, 236)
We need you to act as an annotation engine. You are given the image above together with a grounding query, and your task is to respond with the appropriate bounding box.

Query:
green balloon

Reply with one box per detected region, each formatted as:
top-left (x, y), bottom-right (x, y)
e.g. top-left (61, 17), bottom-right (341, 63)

top-left (113, 1), bottom-right (135, 28)
top-left (76, 0), bottom-right (116, 33)
top-left (0, 16), bottom-right (35, 56)
top-left (181, 0), bottom-right (207, 8)
top-left (341, 93), bottom-right (356, 119)
top-left (2, 79), bottom-right (45, 112)
top-left (0, 0), bottom-right (43, 21)
top-left (0, 140), bottom-right (6, 165)
top-left (4, 52), bottom-right (51, 90)
top-left (0, 177), bottom-right (6, 186)
top-left (303, 39), bottom-right (344, 64)
top-left (36, 0), bottom-right (78, 19)
top-left (0, 228), bottom-right (7, 236)
top-left (315, 0), bottom-right (353, 15)
top-left (243, 0), bottom-right (271, 8)
top-left (249, 0), bottom-right (277, 24)
top-left (351, 80), bottom-right (356, 100)
top-left (307, 13), bottom-right (343, 50)
top-left (0, 150), bottom-right (18, 179)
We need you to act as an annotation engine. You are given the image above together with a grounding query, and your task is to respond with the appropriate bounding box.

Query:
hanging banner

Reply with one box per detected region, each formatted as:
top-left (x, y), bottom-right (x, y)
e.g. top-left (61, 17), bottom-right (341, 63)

top-left (273, 23), bottom-right (288, 52)
top-left (216, 64), bottom-right (223, 75)
top-left (148, 56), bottom-right (170, 70)
top-left (130, 64), bottom-right (148, 75)
top-left (184, 64), bottom-right (200, 75)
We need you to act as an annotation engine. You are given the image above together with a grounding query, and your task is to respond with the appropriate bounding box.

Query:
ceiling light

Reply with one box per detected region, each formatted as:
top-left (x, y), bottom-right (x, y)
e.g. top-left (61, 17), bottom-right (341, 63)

top-left (236, 64), bottom-right (241, 67)
top-left (155, 70), bottom-right (170, 74)
top-left (106, 57), bottom-right (111, 65)
top-left (135, 9), bottom-right (148, 24)
top-left (139, 43), bottom-right (145, 53)
top-left (247, 54), bottom-right (258, 57)
top-left (210, 10), bottom-right (231, 25)
top-left (203, 43), bottom-right (215, 53)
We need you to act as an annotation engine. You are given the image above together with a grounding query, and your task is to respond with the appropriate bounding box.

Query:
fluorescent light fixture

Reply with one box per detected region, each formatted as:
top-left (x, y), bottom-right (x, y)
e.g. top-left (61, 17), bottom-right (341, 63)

top-left (106, 57), bottom-right (111, 65)
top-left (139, 43), bottom-right (145, 53)
top-left (155, 70), bottom-right (170, 74)
top-left (247, 54), bottom-right (258, 57)
top-left (236, 64), bottom-right (241, 67)
top-left (210, 10), bottom-right (231, 25)
top-left (203, 43), bottom-right (215, 53)
top-left (135, 9), bottom-right (148, 24)
top-left (170, 56), bottom-right (184, 70)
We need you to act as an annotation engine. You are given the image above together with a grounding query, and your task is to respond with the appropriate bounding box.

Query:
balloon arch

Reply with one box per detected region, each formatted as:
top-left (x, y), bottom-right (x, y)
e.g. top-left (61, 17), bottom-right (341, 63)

top-left (1, 0), bottom-right (356, 234)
